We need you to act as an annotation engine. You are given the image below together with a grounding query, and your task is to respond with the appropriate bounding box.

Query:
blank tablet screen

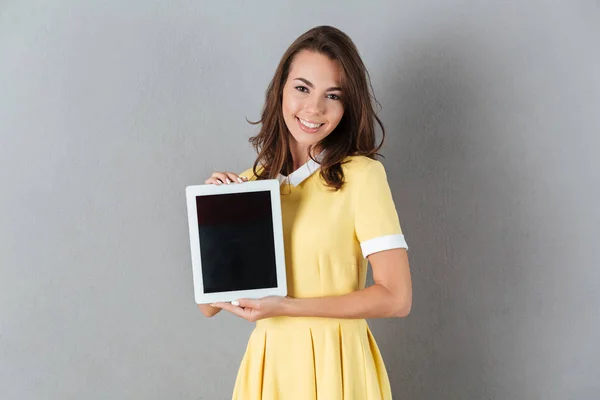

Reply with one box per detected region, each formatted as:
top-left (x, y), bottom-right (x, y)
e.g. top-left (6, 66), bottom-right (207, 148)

top-left (194, 191), bottom-right (278, 293)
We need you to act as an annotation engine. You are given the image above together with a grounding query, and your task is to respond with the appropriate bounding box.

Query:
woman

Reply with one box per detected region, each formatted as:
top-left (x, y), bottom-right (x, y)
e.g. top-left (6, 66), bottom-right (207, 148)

top-left (199, 25), bottom-right (412, 400)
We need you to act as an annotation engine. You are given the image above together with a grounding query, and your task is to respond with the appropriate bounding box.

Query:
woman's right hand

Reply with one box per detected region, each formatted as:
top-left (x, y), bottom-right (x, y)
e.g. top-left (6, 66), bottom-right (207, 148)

top-left (205, 172), bottom-right (249, 185)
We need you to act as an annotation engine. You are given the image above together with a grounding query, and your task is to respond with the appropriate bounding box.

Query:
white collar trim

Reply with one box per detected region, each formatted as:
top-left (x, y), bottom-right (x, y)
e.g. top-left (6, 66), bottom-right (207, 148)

top-left (277, 151), bottom-right (325, 187)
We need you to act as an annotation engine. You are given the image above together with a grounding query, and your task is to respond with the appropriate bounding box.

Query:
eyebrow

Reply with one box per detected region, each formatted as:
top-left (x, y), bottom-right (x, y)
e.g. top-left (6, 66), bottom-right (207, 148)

top-left (294, 77), bottom-right (342, 92)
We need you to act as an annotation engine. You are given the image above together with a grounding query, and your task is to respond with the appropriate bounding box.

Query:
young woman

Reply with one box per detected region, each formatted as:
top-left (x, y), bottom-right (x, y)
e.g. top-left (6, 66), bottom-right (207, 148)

top-left (199, 25), bottom-right (412, 400)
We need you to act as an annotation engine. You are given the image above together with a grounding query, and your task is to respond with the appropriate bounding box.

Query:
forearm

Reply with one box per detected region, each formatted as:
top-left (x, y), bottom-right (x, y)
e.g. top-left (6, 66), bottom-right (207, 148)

top-left (282, 283), bottom-right (410, 319)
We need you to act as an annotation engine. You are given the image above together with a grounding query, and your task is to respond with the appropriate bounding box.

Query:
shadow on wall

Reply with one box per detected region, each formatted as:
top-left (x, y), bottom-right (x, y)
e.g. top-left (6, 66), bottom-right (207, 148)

top-left (367, 23), bottom-right (533, 399)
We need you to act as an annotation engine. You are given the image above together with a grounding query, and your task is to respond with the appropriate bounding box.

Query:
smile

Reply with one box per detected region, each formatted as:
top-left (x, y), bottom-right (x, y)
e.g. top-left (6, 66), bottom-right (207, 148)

top-left (296, 117), bottom-right (324, 134)
top-left (298, 118), bottom-right (323, 129)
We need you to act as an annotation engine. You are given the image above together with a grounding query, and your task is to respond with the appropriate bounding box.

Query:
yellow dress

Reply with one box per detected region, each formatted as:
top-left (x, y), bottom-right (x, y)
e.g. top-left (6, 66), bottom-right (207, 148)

top-left (234, 155), bottom-right (408, 400)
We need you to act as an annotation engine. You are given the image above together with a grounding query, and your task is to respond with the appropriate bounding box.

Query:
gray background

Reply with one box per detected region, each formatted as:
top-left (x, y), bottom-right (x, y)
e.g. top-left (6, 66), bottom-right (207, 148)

top-left (1, 1), bottom-right (599, 399)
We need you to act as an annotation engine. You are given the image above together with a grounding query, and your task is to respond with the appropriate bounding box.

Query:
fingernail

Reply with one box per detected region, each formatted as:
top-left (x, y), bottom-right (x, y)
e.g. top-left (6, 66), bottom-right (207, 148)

top-left (226, 178), bottom-right (231, 184)
top-left (231, 300), bottom-right (240, 306)
top-left (216, 181), bottom-right (221, 185)
top-left (237, 177), bottom-right (243, 183)
top-left (210, 303), bottom-right (215, 307)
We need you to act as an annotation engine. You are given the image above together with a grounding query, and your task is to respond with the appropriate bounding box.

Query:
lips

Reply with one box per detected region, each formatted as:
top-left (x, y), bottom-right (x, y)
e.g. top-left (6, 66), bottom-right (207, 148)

top-left (296, 117), bottom-right (324, 134)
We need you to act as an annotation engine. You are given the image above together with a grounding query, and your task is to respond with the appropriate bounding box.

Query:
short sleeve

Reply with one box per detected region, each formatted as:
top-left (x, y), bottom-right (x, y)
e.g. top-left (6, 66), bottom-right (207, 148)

top-left (354, 160), bottom-right (408, 259)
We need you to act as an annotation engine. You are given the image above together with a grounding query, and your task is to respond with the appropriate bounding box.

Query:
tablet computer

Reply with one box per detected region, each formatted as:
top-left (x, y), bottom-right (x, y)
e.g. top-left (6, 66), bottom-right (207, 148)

top-left (185, 179), bottom-right (287, 304)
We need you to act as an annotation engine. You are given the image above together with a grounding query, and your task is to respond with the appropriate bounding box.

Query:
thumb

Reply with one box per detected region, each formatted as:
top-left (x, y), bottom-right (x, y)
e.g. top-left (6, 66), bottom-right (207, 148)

top-left (236, 298), bottom-right (260, 308)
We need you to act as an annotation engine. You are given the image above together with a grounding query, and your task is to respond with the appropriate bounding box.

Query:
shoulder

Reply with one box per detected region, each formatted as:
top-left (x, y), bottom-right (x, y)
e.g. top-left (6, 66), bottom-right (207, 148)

top-left (339, 156), bottom-right (392, 197)
top-left (341, 156), bottom-right (387, 182)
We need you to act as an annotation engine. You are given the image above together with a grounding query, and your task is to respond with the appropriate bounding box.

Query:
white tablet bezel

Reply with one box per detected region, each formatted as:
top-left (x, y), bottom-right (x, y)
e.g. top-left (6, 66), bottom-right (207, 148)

top-left (185, 179), bottom-right (287, 304)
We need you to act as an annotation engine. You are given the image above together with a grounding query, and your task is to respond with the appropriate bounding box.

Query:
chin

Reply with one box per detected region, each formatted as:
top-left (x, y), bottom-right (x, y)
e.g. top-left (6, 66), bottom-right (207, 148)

top-left (290, 128), bottom-right (331, 147)
top-left (291, 133), bottom-right (323, 148)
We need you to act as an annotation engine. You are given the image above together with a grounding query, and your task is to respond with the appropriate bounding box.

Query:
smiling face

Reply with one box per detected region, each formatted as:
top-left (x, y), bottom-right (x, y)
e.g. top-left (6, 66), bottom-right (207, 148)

top-left (281, 50), bottom-right (345, 159)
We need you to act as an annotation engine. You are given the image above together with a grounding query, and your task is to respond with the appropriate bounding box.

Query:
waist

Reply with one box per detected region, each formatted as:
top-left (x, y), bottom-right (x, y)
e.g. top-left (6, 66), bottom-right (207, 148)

top-left (255, 316), bottom-right (368, 331)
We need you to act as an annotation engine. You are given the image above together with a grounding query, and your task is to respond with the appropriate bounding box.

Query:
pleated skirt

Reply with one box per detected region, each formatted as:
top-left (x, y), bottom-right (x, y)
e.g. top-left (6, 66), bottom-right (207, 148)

top-left (232, 316), bottom-right (392, 399)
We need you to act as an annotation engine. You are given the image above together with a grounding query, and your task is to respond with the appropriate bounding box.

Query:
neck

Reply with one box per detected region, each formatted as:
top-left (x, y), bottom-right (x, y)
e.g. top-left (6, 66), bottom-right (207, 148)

top-left (289, 141), bottom-right (322, 171)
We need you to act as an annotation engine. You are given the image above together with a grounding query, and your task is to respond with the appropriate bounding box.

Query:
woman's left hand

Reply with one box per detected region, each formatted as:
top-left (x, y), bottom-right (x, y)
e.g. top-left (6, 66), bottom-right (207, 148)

top-left (210, 296), bottom-right (289, 322)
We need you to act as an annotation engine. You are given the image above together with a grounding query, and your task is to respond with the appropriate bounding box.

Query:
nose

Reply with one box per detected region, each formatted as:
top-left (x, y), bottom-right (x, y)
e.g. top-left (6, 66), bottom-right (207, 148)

top-left (304, 94), bottom-right (326, 115)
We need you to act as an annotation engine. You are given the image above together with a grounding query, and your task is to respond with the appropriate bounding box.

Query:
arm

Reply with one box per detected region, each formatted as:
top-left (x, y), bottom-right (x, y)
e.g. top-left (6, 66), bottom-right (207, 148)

top-left (209, 161), bottom-right (412, 321)
top-left (284, 248), bottom-right (412, 319)
top-left (212, 248), bottom-right (412, 321)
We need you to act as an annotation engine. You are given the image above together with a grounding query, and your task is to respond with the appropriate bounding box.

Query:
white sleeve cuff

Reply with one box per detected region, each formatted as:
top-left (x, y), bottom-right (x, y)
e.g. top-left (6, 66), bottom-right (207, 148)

top-left (360, 234), bottom-right (408, 259)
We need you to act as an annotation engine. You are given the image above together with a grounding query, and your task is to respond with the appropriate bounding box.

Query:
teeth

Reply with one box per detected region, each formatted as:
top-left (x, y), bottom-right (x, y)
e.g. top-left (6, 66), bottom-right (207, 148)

top-left (299, 118), bottom-right (323, 129)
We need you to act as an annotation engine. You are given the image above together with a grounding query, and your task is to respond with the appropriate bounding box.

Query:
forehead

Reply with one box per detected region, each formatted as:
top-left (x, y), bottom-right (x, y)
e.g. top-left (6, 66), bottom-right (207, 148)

top-left (288, 50), bottom-right (342, 86)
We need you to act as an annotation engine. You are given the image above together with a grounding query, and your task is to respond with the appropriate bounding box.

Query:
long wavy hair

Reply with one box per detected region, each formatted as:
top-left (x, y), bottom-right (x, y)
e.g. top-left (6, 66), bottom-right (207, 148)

top-left (248, 25), bottom-right (386, 191)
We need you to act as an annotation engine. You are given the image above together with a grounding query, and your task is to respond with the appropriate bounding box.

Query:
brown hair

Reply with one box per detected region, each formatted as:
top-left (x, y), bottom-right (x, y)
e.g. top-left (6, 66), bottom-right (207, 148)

top-left (248, 25), bottom-right (385, 191)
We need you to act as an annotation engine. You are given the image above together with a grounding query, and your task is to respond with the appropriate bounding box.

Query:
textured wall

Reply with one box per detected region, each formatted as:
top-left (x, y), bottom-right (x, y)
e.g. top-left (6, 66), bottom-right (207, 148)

top-left (1, 1), bottom-right (599, 399)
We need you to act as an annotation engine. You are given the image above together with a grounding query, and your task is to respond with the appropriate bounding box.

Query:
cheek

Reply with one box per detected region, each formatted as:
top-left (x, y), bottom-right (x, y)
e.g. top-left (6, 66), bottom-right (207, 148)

top-left (329, 104), bottom-right (344, 125)
top-left (282, 89), bottom-right (300, 115)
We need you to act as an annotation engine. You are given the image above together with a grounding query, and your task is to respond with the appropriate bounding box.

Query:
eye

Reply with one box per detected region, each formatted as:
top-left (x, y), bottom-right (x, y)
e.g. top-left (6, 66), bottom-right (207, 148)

top-left (295, 86), bottom-right (309, 93)
top-left (327, 93), bottom-right (341, 101)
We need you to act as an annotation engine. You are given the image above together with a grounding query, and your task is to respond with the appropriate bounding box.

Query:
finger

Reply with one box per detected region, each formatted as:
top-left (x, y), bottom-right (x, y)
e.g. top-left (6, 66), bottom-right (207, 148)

top-left (210, 302), bottom-right (235, 312)
top-left (205, 177), bottom-right (223, 185)
top-left (224, 172), bottom-right (245, 184)
top-left (213, 172), bottom-right (236, 184)
top-left (236, 298), bottom-right (260, 309)
top-left (224, 172), bottom-right (248, 183)
top-left (211, 301), bottom-right (247, 310)
top-left (211, 172), bottom-right (231, 184)
top-left (212, 302), bottom-right (251, 320)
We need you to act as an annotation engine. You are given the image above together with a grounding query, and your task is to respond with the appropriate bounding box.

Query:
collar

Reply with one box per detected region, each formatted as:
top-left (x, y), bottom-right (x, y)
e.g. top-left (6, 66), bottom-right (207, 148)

top-left (277, 150), bottom-right (326, 187)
